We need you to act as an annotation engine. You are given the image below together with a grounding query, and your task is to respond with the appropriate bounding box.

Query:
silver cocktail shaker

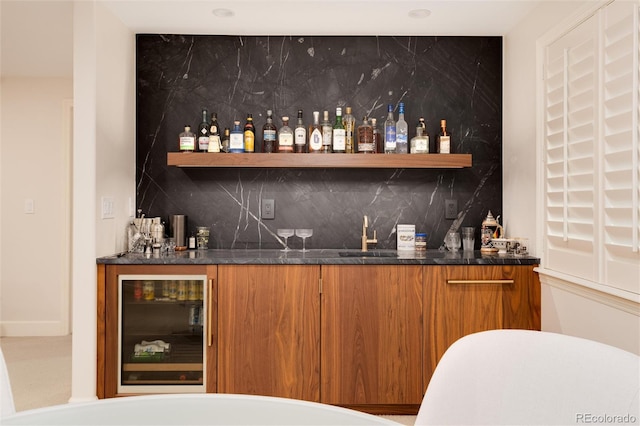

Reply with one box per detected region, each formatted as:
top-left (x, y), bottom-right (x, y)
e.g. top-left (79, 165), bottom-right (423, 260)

top-left (169, 214), bottom-right (186, 248)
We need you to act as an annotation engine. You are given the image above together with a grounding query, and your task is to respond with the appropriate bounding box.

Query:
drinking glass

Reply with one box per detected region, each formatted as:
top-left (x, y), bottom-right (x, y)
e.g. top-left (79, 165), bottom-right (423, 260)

top-left (276, 229), bottom-right (294, 251)
top-left (461, 227), bottom-right (475, 251)
top-left (295, 229), bottom-right (313, 252)
top-left (445, 231), bottom-right (461, 252)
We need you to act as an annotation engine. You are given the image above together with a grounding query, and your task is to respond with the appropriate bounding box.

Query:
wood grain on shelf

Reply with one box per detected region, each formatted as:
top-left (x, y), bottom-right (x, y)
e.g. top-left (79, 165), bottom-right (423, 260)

top-left (167, 152), bottom-right (472, 168)
top-left (122, 363), bottom-right (203, 372)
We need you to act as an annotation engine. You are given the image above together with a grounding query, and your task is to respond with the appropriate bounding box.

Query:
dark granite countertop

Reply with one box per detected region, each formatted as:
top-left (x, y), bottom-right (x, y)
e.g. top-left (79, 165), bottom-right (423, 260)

top-left (97, 249), bottom-right (540, 266)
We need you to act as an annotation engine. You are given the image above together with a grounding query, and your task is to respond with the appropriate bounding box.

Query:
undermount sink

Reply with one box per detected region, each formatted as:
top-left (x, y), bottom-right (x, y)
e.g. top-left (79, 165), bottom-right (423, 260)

top-left (338, 251), bottom-right (397, 257)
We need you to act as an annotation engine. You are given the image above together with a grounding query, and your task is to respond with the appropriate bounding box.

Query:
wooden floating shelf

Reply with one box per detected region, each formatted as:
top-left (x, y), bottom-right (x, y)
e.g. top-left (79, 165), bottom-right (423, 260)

top-left (167, 152), bottom-right (472, 169)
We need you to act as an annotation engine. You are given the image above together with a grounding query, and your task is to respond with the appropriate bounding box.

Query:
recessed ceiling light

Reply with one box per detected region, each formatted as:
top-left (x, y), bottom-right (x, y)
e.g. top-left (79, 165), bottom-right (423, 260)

top-left (408, 9), bottom-right (431, 19)
top-left (212, 8), bottom-right (234, 18)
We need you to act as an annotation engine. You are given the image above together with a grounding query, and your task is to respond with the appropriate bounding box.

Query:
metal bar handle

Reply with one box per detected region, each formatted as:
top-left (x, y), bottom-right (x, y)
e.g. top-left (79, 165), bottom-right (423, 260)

top-left (447, 279), bottom-right (515, 285)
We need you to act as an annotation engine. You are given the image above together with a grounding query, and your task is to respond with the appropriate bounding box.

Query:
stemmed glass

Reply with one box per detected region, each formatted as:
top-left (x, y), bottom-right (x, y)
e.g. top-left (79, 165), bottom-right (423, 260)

top-left (276, 229), bottom-right (294, 251)
top-left (295, 229), bottom-right (313, 252)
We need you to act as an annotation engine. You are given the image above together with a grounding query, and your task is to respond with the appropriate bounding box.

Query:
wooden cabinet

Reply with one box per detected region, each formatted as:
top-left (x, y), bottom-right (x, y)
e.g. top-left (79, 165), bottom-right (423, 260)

top-left (320, 265), bottom-right (423, 413)
top-left (97, 264), bottom-right (217, 398)
top-left (423, 265), bottom-right (541, 386)
top-left (217, 265), bottom-right (321, 401)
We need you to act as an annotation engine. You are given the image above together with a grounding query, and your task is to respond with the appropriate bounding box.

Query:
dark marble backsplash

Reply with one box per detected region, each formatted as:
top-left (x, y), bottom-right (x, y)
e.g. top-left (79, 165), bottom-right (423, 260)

top-left (136, 35), bottom-right (502, 250)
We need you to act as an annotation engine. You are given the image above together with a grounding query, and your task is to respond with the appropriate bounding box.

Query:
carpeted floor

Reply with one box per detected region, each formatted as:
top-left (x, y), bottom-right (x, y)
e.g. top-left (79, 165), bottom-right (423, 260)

top-left (0, 335), bottom-right (416, 424)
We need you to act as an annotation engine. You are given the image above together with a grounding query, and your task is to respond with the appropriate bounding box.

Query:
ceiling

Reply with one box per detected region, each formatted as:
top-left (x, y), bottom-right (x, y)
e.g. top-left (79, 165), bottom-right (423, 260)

top-left (1, 0), bottom-right (544, 78)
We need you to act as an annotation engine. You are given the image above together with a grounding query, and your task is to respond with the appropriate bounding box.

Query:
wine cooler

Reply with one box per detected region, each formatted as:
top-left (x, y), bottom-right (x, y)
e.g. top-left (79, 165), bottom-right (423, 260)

top-left (118, 274), bottom-right (208, 393)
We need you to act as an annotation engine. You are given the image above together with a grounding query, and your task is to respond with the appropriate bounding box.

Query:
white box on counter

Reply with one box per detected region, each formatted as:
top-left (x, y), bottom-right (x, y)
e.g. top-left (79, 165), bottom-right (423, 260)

top-left (397, 224), bottom-right (416, 250)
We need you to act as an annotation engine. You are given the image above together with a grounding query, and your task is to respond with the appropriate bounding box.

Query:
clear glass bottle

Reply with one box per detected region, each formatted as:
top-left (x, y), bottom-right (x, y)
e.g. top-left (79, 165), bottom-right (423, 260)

top-left (357, 117), bottom-right (374, 153)
top-left (221, 127), bottom-right (230, 153)
top-left (208, 112), bottom-right (221, 152)
top-left (197, 109), bottom-right (210, 152)
top-left (371, 118), bottom-right (381, 154)
top-left (308, 111), bottom-right (323, 153)
top-left (262, 110), bottom-right (277, 153)
top-left (438, 119), bottom-right (451, 154)
top-left (294, 109), bottom-right (307, 153)
top-left (395, 102), bottom-right (408, 154)
top-left (277, 116), bottom-right (294, 153)
top-left (229, 120), bottom-right (244, 153)
top-left (384, 105), bottom-right (396, 153)
top-left (332, 107), bottom-right (346, 153)
top-left (321, 110), bottom-right (332, 153)
top-left (179, 125), bottom-right (196, 152)
top-left (410, 126), bottom-right (429, 154)
top-left (343, 106), bottom-right (356, 153)
top-left (243, 113), bottom-right (255, 153)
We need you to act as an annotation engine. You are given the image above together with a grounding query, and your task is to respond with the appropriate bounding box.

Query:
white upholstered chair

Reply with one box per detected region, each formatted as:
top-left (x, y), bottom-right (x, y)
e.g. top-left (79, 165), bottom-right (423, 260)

top-left (0, 347), bottom-right (16, 417)
top-left (416, 329), bottom-right (640, 425)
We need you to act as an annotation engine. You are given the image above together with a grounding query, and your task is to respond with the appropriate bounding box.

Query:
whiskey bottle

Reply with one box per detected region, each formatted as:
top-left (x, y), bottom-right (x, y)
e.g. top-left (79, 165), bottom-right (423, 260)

top-left (410, 126), bottom-right (429, 153)
top-left (179, 125), bottom-right (196, 152)
top-left (332, 108), bottom-right (346, 153)
top-left (294, 109), bottom-right (307, 153)
top-left (277, 116), bottom-right (294, 153)
top-left (371, 118), bottom-right (382, 154)
top-left (208, 112), bottom-right (221, 152)
top-left (395, 102), bottom-right (408, 154)
top-left (343, 106), bottom-right (356, 153)
top-left (262, 110), bottom-right (277, 153)
top-left (357, 117), bottom-right (374, 153)
top-left (308, 111), bottom-right (323, 153)
top-left (229, 120), bottom-right (244, 153)
top-left (384, 104), bottom-right (396, 153)
top-left (438, 119), bottom-right (451, 154)
top-left (321, 110), bottom-right (332, 153)
top-left (197, 109), bottom-right (210, 152)
top-left (243, 113), bottom-right (255, 153)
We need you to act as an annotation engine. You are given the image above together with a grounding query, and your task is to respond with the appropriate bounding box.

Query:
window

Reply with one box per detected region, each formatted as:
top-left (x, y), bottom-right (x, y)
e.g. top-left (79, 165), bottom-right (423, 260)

top-left (541, 0), bottom-right (639, 298)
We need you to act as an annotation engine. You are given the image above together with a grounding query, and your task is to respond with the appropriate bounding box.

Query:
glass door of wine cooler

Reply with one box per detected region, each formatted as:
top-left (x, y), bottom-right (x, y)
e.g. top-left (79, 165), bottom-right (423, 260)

top-left (118, 274), bottom-right (208, 393)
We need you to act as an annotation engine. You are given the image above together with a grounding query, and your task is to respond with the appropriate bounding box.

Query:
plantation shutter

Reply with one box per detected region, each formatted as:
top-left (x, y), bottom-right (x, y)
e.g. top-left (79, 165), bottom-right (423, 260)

top-left (542, 0), bottom-right (640, 296)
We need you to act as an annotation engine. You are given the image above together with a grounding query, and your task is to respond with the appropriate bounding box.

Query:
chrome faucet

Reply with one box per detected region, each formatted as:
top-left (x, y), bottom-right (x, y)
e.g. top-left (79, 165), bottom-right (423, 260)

top-left (361, 215), bottom-right (378, 252)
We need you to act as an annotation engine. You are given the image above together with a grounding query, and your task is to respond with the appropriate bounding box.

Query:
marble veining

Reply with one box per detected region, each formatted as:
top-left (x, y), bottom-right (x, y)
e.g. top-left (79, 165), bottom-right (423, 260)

top-left (136, 36), bottom-right (503, 250)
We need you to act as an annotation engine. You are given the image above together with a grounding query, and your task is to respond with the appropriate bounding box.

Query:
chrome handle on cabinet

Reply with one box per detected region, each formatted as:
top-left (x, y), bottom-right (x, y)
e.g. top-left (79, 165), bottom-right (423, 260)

top-left (446, 279), bottom-right (515, 285)
top-left (207, 278), bottom-right (213, 347)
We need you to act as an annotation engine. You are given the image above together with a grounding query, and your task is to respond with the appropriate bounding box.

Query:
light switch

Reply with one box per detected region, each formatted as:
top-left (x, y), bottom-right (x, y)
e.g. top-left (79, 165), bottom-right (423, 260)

top-left (24, 199), bottom-right (35, 214)
top-left (101, 196), bottom-right (115, 219)
top-left (262, 199), bottom-right (275, 220)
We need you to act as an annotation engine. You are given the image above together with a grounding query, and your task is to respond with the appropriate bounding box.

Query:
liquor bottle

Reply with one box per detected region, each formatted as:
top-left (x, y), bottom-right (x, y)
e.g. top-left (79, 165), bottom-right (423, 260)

top-left (343, 106), bottom-right (356, 153)
top-left (321, 110), bottom-right (332, 153)
top-left (308, 111), bottom-right (323, 153)
top-left (438, 119), bottom-right (451, 153)
top-left (277, 116), bottom-right (294, 153)
top-left (410, 126), bottom-right (429, 153)
top-left (332, 107), bottom-right (346, 153)
top-left (357, 117), bottom-right (374, 153)
top-left (179, 125), bottom-right (196, 152)
top-left (221, 127), bottom-right (230, 153)
top-left (371, 118), bottom-right (381, 154)
top-left (208, 112), bottom-right (221, 152)
top-left (197, 109), bottom-right (210, 152)
top-left (384, 104), bottom-right (396, 153)
top-left (262, 109), bottom-right (277, 153)
top-left (294, 109), bottom-right (307, 153)
top-left (229, 120), bottom-right (244, 153)
top-left (243, 113), bottom-right (255, 153)
top-left (396, 102), bottom-right (408, 154)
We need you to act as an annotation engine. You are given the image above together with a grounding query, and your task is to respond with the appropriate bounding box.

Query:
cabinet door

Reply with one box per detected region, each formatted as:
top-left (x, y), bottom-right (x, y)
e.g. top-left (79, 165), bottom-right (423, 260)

top-left (321, 265), bottom-right (423, 407)
top-left (217, 265), bottom-right (320, 401)
top-left (423, 265), bottom-right (541, 386)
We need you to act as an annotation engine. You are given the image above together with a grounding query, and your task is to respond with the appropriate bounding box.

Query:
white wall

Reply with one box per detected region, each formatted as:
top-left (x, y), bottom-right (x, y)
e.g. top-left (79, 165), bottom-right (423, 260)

top-left (0, 76), bottom-right (72, 336)
top-left (71, 0), bottom-right (135, 402)
top-left (504, 0), bottom-right (640, 355)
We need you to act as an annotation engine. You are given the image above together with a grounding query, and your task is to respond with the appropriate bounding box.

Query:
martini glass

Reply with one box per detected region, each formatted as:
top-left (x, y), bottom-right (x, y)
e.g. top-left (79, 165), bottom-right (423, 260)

top-left (276, 229), bottom-right (294, 251)
top-left (295, 229), bottom-right (313, 252)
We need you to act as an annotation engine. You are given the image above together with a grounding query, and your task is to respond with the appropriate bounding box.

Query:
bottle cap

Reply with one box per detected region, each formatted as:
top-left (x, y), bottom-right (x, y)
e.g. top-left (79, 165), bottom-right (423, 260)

top-left (388, 104), bottom-right (393, 112)
top-left (346, 106), bottom-right (352, 114)
top-left (336, 107), bottom-right (342, 115)
top-left (282, 116), bottom-right (289, 122)
top-left (441, 119), bottom-right (447, 126)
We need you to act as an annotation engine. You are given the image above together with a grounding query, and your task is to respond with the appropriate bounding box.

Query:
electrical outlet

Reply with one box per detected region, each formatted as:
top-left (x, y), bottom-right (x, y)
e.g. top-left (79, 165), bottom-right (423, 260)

top-left (101, 196), bottom-right (115, 219)
top-left (445, 199), bottom-right (458, 220)
top-left (262, 199), bottom-right (275, 219)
